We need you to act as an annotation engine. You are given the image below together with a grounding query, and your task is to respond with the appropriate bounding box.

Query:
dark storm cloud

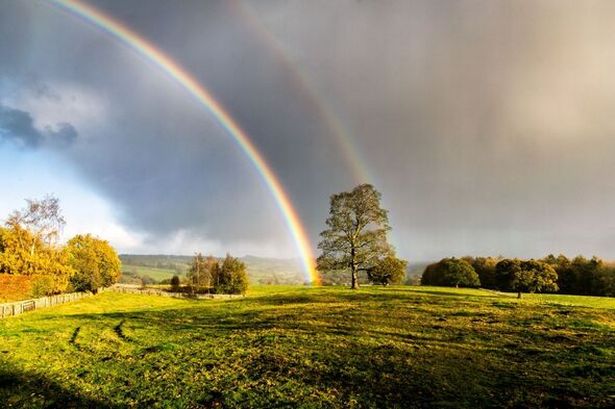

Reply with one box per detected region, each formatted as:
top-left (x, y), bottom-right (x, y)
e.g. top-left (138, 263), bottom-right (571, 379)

top-left (0, 103), bottom-right (77, 148)
top-left (3, 0), bottom-right (615, 259)
top-left (0, 104), bottom-right (41, 147)
top-left (81, 0), bottom-right (357, 233)
top-left (0, 0), bottom-right (356, 249)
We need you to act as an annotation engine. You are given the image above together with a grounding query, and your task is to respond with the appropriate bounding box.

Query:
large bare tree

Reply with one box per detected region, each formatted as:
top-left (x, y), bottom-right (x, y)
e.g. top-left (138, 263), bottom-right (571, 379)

top-left (317, 184), bottom-right (394, 289)
top-left (5, 195), bottom-right (66, 256)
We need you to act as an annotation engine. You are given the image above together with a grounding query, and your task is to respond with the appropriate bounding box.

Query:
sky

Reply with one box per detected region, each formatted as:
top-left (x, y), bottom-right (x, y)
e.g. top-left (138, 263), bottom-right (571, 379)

top-left (2, 0), bottom-right (615, 262)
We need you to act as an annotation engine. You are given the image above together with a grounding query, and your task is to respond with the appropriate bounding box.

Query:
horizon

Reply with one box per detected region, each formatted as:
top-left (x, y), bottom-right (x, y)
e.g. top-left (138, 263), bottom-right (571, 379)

top-left (117, 252), bottom-right (615, 264)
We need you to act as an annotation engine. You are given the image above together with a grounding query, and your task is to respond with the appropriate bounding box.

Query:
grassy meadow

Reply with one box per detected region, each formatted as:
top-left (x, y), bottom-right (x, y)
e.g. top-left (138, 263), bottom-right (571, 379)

top-left (121, 264), bottom-right (183, 282)
top-left (0, 286), bottom-right (614, 408)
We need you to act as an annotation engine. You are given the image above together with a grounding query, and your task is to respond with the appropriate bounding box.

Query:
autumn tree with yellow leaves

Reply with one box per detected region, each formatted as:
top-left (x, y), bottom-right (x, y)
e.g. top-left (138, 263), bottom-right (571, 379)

top-left (0, 196), bottom-right (121, 298)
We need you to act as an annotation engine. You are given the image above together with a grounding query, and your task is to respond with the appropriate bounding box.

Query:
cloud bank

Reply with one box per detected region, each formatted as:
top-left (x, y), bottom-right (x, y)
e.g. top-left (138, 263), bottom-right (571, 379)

top-left (3, 0), bottom-right (615, 260)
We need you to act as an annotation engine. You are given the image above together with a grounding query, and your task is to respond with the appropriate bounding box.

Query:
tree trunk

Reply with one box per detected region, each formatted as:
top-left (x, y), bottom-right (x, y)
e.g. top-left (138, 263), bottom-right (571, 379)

top-left (517, 291), bottom-right (522, 299)
top-left (350, 246), bottom-right (359, 289)
top-left (351, 269), bottom-right (359, 289)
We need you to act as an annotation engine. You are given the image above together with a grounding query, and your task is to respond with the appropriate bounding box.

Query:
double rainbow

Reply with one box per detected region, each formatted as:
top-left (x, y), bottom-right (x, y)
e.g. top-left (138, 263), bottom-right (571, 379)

top-left (48, 0), bottom-right (319, 284)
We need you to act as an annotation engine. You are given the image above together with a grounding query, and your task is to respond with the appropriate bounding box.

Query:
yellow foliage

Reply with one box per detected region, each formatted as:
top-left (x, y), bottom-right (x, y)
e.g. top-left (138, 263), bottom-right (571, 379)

top-left (65, 234), bottom-right (121, 291)
top-left (0, 226), bottom-right (73, 294)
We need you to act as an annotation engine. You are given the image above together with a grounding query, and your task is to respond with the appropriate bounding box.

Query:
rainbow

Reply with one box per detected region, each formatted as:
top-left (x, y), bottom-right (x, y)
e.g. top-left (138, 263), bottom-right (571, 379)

top-left (228, 1), bottom-right (408, 259)
top-left (230, 0), bottom-right (371, 185)
top-left (47, 0), bottom-right (319, 284)
top-left (229, 1), bottom-right (408, 252)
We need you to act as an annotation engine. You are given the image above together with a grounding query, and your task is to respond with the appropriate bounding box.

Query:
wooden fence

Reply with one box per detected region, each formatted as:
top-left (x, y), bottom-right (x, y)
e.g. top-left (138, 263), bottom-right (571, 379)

top-left (0, 291), bottom-right (95, 319)
top-left (0, 285), bottom-right (242, 319)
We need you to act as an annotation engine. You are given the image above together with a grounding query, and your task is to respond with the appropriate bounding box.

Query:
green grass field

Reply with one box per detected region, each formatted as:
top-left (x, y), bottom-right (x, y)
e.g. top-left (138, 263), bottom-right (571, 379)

top-left (1, 286), bottom-right (613, 408)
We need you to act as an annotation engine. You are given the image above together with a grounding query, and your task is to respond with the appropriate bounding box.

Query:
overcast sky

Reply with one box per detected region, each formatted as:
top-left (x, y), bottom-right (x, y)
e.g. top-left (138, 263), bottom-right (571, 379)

top-left (2, 0), bottom-right (615, 262)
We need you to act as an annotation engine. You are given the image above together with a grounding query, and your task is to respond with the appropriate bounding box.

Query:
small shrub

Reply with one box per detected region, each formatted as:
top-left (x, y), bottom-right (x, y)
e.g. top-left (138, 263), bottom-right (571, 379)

top-left (170, 275), bottom-right (180, 291)
top-left (30, 275), bottom-right (56, 298)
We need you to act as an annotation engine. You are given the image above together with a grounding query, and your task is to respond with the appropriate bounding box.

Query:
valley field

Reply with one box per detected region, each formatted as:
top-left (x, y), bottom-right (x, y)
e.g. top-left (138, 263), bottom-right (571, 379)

top-left (0, 286), bottom-right (613, 408)
top-left (120, 255), bottom-right (306, 285)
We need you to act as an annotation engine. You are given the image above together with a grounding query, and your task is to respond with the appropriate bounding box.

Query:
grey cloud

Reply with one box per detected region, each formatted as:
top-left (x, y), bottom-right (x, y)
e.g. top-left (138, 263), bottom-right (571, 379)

top-left (0, 103), bottom-right (78, 148)
top-left (45, 122), bottom-right (78, 147)
top-left (0, 0), bottom-right (356, 248)
top-left (0, 104), bottom-right (42, 147)
top-left (243, 0), bottom-right (615, 259)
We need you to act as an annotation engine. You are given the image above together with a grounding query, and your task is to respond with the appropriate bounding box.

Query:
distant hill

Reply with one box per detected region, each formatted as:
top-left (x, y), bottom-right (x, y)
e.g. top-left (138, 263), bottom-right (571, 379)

top-left (119, 254), bottom-right (432, 285)
top-left (406, 261), bottom-right (433, 285)
top-left (119, 254), bottom-right (305, 285)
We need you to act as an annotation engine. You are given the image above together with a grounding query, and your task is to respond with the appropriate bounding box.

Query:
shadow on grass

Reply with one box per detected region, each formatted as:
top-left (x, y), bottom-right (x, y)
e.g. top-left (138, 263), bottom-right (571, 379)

top-left (0, 361), bottom-right (120, 409)
top-left (33, 297), bottom-right (553, 356)
top-left (246, 290), bottom-right (426, 306)
top-left (403, 288), bottom-right (502, 299)
top-left (3, 291), bottom-right (614, 408)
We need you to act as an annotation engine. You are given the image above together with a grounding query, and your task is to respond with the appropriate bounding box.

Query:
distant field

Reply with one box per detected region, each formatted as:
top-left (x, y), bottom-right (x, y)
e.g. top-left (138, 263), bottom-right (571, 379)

top-left (120, 254), bottom-right (307, 284)
top-left (1, 286), bottom-right (613, 408)
top-left (119, 254), bottom-right (428, 285)
top-left (121, 264), bottom-right (182, 282)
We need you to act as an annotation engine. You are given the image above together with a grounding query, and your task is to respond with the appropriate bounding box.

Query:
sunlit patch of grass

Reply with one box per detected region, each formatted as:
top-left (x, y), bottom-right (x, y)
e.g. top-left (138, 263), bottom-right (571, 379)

top-left (0, 286), bottom-right (614, 408)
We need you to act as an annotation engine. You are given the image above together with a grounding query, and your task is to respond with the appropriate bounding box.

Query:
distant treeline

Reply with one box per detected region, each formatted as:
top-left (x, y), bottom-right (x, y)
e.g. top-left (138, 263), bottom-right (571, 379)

top-left (422, 255), bottom-right (615, 297)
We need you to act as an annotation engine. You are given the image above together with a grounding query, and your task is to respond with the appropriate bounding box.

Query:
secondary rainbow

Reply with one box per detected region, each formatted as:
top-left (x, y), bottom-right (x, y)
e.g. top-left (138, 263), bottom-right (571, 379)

top-left (228, 1), bottom-right (407, 262)
top-left (48, 0), bottom-right (319, 284)
top-left (230, 0), bottom-right (371, 185)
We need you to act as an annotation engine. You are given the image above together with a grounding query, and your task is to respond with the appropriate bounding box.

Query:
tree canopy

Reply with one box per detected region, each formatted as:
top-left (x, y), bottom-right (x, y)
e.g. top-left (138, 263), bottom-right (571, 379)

top-left (215, 254), bottom-right (249, 295)
top-left (187, 253), bottom-right (217, 290)
top-left (495, 259), bottom-right (558, 298)
top-left (317, 184), bottom-right (401, 289)
top-left (66, 234), bottom-right (121, 292)
top-left (0, 211), bottom-right (73, 295)
top-left (186, 253), bottom-right (248, 295)
top-left (424, 254), bottom-right (615, 297)
top-left (367, 256), bottom-right (408, 286)
top-left (421, 258), bottom-right (480, 288)
top-left (0, 196), bottom-right (121, 298)
top-left (6, 195), bottom-right (65, 245)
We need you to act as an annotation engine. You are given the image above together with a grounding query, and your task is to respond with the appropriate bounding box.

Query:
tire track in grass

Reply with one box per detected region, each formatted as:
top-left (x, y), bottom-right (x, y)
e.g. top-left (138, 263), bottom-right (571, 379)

top-left (69, 327), bottom-right (81, 350)
top-left (113, 320), bottom-right (132, 342)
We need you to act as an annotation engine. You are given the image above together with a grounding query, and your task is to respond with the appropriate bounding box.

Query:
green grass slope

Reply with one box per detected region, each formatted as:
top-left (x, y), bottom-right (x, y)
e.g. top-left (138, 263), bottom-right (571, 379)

top-left (0, 286), bottom-right (613, 408)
